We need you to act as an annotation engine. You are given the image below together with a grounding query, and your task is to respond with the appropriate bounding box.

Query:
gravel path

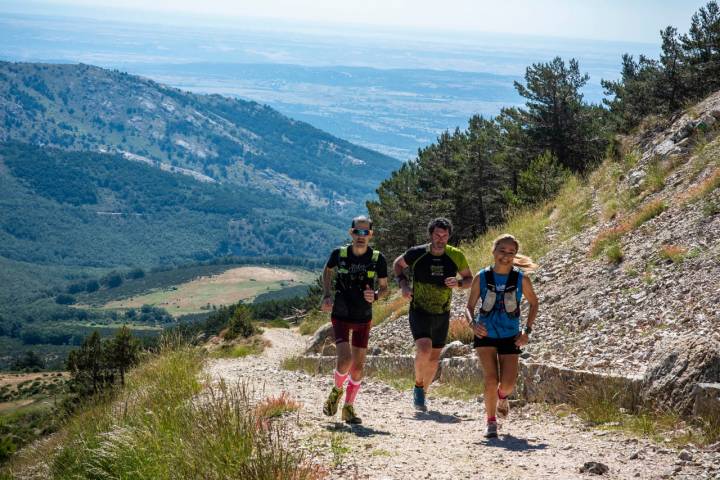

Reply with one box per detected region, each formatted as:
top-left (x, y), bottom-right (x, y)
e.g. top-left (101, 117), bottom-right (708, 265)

top-left (205, 328), bottom-right (719, 480)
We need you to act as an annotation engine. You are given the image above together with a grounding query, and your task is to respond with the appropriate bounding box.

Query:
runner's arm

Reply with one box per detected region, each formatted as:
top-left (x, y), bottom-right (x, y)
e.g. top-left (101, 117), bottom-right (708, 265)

top-left (465, 274), bottom-right (487, 337)
top-left (464, 274), bottom-right (481, 324)
top-left (321, 266), bottom-right (335, 311)
top-left (522, 275), bottom-right (539, 330)
top-left (392, 255), bottom-right (413, 299)
top-left (457, 267), bottom-right (473, 289)
top-left (376, 277), bottom-right (389, 300)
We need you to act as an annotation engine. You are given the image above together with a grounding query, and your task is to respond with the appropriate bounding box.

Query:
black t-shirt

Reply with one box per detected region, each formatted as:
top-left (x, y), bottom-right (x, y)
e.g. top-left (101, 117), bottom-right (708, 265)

top-left (402, 243), bottom-right (469, 315)
top-left (326, 246), bottom-right (388, 322)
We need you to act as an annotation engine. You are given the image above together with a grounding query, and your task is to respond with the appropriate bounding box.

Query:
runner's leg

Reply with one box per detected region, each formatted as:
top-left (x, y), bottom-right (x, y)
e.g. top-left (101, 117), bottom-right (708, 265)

top-left (498, 353), bottom-right (519, 398)
top-left (421, 347), bottom-right (442, 390)
top-left (476, 347), bottom-right (499, 418)
top-left (336, 341), bottom-right (352, 375)
top-left (414, 338), bottom-right (432, 387)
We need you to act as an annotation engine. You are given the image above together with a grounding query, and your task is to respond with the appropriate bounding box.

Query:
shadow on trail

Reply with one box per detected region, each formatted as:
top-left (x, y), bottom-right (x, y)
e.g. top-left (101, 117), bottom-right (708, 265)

top-left (409, 410), bottom-right (462, 424)
top-left (475, 434), bottom-right (549, 452)
top-left (323, 423), bottom-right (391, 437)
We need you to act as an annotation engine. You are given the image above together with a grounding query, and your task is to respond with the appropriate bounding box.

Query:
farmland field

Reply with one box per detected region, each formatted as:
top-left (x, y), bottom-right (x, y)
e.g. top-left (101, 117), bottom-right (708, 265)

top-left (99, 266), bottom-right (317, 316)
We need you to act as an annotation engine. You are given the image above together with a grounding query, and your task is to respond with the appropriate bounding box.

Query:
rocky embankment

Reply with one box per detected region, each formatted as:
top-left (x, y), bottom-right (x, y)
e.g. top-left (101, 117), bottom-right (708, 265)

top-left (361, 91), bottom-right (720, 416)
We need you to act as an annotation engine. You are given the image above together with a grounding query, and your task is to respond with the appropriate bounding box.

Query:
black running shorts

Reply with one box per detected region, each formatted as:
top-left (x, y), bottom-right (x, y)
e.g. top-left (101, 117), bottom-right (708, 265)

top-left (408, 310), bottom-right (450, 349)
top-left (473, 335), bottom-right (522, 355)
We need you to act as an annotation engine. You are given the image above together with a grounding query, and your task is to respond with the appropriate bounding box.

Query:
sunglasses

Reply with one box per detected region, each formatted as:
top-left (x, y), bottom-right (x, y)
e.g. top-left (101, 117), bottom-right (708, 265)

top-left (352, 228), bottom-right (371, 236)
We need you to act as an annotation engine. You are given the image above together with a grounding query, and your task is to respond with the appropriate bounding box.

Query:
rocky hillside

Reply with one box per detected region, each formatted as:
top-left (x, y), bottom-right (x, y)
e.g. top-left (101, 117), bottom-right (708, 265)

top-left (0, 62), bottom-right (398, 211)
top-left (369, 90), bottom-right (720, 381)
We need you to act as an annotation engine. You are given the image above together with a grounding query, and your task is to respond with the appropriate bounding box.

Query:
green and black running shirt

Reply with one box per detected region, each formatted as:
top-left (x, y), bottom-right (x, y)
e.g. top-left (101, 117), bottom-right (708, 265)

top-left (402, 244), bottom-right (469, 315)
top-left (326, 246), bottom-right (388, 323)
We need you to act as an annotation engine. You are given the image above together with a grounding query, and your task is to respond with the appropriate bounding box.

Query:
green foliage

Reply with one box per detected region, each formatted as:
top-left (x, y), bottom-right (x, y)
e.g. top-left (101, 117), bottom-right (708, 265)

top-left (12, 347), bottom-right (316, 479)
top-left (0, 61), bottom-right (396, 210)
top-left (224, 305), bottom-right (256, 341)
top-left (605, 242), bottom-right (624, 264)
top-left (66, 328), bottom-right (139, 397)
top-left (0, 401), bottom-right (59, 466)
top-left (603, 1), bottom-right (720, 130)
top-left (514, 151), bottom-right (570, 204)
top-left (368, 58), bottom-right (608, 257)
top-left (54, 294), bottom-right (76, 305)
top-left (210, 340), bottom-right (264, 359)
top-left (515, 57), bottom-right (609, 172)
top-left (0, 143), bottom-right (342, 271)
top-left (12, 351), bottom-right (45, 370)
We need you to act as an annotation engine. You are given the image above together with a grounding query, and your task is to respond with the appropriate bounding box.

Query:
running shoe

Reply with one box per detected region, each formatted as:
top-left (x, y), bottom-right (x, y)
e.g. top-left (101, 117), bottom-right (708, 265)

top-left (484, 420), bottom-right (498, 439)
top-left (496, 396), bottom-right (510, 420)
top-left (413, 385), bottom-right (427, 412)
top-left (341, 404), bottom-right (362, 424)
top-left (323, 386), bottom-right (343, 416)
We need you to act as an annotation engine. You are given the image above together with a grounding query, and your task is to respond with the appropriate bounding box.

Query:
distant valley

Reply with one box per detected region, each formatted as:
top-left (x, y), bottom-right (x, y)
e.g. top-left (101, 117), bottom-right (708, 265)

top-left (0, 11), bottom-right (658, 160)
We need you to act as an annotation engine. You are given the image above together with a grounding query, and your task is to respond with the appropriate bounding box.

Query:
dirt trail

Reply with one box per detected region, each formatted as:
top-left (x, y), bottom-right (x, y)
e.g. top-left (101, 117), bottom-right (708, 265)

top-left (206, 329), bottom-right (715, 480)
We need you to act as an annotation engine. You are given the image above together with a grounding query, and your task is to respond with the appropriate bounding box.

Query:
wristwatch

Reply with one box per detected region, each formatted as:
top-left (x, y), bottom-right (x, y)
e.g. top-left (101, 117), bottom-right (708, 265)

top-left (523, 325), bottom-right (532, 335)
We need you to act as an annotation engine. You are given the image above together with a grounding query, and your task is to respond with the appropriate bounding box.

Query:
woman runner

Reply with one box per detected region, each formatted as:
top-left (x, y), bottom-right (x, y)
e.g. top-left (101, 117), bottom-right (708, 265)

top-left (464, 234), bottom-right (538, 438)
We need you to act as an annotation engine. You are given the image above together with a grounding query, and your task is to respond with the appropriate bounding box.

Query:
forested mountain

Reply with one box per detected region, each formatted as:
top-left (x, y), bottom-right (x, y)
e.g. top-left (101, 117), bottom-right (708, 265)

top-left (0, 142), bottom-right (343, 267)
top-left (0, 62), bottom-right (397, 211)
top-left (368, 1), bottom-right (720, 257)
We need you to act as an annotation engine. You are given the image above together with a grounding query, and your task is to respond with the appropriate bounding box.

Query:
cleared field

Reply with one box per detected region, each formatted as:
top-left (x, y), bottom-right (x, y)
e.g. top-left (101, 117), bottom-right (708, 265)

top-left (0, 372), bottom-right (68, 388)
top-left (102, 266), bottom-right (316, 316)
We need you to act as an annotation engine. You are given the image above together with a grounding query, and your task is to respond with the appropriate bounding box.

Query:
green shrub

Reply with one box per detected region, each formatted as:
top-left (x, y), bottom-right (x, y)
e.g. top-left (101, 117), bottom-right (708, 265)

top-left (605, 243), bottom-right (624, 264)
top-left (225, 305), bottom-right (256, 340)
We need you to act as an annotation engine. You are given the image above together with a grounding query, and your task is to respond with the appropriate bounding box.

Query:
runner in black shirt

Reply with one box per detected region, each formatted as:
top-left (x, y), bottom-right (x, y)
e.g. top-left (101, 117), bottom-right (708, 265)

top-left (321, 215), bottom-right (388, 424)
top-left (393, 217), bottom-right (472, 411)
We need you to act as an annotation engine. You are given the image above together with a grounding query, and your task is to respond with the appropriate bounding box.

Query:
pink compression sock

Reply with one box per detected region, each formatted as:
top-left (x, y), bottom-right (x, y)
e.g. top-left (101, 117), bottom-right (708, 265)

top-left (487, 416), bottom-right (497, 423)
top-left (334, 370), bottom-right (349, 389)
top-left (345, 377), bottom-right (362, 404)
top-left (498, 388), bottom-right (508, 400)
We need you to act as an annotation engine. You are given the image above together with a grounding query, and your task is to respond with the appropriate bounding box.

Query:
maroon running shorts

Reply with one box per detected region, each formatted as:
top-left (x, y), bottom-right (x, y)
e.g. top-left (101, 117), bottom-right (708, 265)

top-left (331, 317), bottom-right (372, 349)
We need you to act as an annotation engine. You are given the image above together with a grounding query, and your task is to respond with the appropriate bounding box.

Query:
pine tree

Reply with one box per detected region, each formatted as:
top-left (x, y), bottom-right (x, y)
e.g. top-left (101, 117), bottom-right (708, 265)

top-left (367, 162), bottom-right (424, 256)
top-left (658, 26), bottom-right (687, 112)
top-left (681, 1), bottom-right (720, 96)
top-left (514, 57), bottom-right (603, 172)
top-left (108, 325), bottom-right (138, 386)
top-left (67, 331), bottom-right (107, 393)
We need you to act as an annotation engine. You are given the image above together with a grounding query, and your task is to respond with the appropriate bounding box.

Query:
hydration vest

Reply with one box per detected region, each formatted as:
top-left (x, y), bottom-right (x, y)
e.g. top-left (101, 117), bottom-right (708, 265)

top-left (336, 245), bottom-right (381, 283)
top-left (478, 267), bottom-right (521, 318)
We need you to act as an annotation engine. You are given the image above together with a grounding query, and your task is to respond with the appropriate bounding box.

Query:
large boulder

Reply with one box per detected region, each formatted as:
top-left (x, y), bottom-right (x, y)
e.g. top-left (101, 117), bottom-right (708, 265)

top-left (641, 335), bottom-right (720, 414)
top-left (305, 322), bottom-right (334, 354)
top-left (440, 340), bottom-right (472, 359)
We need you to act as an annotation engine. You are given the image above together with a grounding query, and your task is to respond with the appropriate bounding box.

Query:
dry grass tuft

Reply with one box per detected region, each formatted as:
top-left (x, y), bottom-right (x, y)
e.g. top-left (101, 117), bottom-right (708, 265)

top-left (254, 392), bottom-right (301, 429)
top-left (659, 245), bottom-right (688, 263)
top-left (446, 317), bottom-right (474, 344)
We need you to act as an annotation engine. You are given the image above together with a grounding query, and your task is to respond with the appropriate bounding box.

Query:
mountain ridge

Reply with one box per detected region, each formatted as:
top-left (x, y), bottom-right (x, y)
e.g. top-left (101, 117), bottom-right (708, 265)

top-left (0, 61), bottom-right (398, 212)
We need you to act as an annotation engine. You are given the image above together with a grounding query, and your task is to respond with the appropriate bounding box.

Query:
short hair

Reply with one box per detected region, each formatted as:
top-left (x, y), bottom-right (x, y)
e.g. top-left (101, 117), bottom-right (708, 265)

top-left (351, 215), bottom-right (373, 229)
top-left (427, 217), bottom-right (453, 235)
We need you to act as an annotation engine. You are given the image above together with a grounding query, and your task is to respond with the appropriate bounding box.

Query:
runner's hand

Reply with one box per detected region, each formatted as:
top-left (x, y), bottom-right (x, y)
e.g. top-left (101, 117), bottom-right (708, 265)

top-left (515, 332), bottom-right (529, 347)
top-left (321, 296), bottom-right (333, 312)
top-left (472, 321), bottom-right (487, 338)
top-left (444, 277), bottom-right (458, 288)
top-left (363, 285), bottom-right (375, 303)
top-left (400, 284), bottom-right (413, 300)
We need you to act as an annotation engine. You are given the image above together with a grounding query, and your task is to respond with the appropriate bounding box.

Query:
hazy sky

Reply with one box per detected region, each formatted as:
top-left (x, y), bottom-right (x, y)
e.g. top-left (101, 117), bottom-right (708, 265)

top-left (4, 0), bottom-right (710, 43)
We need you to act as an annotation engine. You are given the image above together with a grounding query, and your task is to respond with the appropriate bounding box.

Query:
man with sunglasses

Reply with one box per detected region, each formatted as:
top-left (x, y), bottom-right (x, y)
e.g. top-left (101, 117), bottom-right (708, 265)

top-left (393, 217), bottom-right (472, 411)
top-left (321, 215), bottom-right (388, 424)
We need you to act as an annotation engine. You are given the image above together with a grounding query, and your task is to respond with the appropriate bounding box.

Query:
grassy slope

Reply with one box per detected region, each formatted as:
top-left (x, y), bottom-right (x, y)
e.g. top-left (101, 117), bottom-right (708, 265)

top-left (2, 345), bottom-right (316, 479)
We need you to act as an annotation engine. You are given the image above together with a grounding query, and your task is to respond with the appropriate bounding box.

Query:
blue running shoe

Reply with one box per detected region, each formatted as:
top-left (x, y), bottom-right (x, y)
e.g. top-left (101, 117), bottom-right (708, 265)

top-left (413, 386), bottom-right (427, 412)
